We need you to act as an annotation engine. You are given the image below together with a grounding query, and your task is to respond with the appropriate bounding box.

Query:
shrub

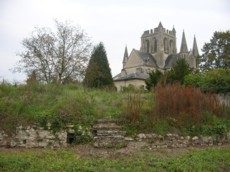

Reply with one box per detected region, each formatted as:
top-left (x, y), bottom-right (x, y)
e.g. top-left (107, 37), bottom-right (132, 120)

top-left (154, 84), bottom-right (221, 127)
top-left (184, 68), bottom-right (230, 93)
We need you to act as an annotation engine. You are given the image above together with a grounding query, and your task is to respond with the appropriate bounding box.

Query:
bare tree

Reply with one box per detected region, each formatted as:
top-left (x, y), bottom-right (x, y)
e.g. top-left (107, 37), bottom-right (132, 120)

top-left (14, 20), bottom-right (91, 83)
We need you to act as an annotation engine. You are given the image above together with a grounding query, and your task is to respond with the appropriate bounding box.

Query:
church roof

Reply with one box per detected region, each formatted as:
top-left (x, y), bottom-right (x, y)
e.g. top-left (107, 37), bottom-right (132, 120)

top-left (113, 72), bottom-right (149, 81)
top-left (114, 49), bottom-right (158, 81)
top-left (133, 49), bottom-right (158, 68)
top-left (164, 54), bottom-right (180, 69)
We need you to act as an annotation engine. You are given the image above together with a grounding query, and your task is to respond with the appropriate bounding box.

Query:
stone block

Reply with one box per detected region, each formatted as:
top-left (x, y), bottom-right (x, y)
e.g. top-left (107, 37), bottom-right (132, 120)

top-left (137, 133), bottom-right (146, 139)
top-left (192, 136), bottom-right (199, 141)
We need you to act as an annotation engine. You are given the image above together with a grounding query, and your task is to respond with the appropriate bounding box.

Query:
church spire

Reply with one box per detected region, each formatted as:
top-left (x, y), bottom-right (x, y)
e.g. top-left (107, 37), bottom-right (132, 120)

top-left (192, 36), bottom-right (199, 57)
top-left (158, 21), bottom-right (163, 28)
top-left (122, 45), bottom-right (128, 67)
top-left (172, 25), bottom-right (176, 35)
top-left (180, 30), bottom-right (188, 53)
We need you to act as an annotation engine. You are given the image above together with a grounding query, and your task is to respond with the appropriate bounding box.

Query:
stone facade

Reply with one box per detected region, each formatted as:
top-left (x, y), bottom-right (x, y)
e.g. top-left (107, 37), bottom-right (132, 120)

top-left (114, 79), bottom-right (146, 91)
top-left (114, 22), bottom-right (199, 91)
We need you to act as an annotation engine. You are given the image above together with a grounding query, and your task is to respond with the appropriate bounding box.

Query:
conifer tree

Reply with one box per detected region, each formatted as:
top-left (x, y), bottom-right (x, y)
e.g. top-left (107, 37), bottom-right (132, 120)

top-left (84, 42), bottom-right (114, 88)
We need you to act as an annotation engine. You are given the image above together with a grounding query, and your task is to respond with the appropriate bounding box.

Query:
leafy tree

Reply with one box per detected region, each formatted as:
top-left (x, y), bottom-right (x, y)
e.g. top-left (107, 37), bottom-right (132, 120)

top-left (145, 70), bottom-right (163, 90)
top-left (199, 30), bottom-right (230, 71)
top-left (165, 58), bottom-right (192, 84)
top-left (14, 20), bottom-right (91, 83)
top-left (83, 42), bottom-right (114, 88)
top-left (184, 68), bottom-right (230, 93)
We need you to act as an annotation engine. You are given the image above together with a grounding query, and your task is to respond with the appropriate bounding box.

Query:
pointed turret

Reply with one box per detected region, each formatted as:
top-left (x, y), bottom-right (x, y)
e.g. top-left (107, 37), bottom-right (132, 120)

top-left (192, 36), bottom-right (199, 57)
top-left (158, 22), bottom-right (163, 28)
top-left (122, 46), bottom-right (129, 68)
top-left (172, 26), bottom-right (176, 36)
top-left (180, 31), bottom-right (188, 53)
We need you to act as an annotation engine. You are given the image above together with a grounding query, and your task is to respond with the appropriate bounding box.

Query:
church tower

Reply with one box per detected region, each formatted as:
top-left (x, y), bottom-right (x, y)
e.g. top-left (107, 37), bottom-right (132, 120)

top-left (140, 22), bottom-right (177, 68)
top-left (113, 22), bottom-right (199, 91)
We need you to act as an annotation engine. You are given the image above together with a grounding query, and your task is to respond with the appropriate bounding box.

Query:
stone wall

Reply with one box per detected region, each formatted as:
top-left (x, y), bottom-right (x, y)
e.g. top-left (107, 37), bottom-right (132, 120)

top-left (0, 125), bottom-right (67, 148)
top-left (0, 122), bottom-right (229, 149)
top-left (126, 132), bottom-right (230, 149)
top-left (114, 79), bottom-right (145, 91)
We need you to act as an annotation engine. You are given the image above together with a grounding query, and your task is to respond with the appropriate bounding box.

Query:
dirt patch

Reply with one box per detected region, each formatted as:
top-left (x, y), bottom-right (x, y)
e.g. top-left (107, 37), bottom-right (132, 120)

top-left (1, 143), bottom-right (229, 159)
top-left (71, 142), bottom-right (230, 159)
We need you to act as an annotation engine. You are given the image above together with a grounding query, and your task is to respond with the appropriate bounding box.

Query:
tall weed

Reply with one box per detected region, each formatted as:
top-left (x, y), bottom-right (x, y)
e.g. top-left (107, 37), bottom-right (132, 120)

top-left (125, 93), bottom-right (143, 124)
top-left (154, 84), bottom-right (221, 127)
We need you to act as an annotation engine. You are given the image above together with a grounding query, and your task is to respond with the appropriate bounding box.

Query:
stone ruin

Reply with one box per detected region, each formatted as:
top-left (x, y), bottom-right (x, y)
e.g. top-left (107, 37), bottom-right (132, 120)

top-left (0, 119), bottom-right (229, 149)
top-left (0, 125), bottom-right (67, 148)
top-left (0, 123), bottom-right (79, 148)
top-left (92, 119), bottom-right (127, 148)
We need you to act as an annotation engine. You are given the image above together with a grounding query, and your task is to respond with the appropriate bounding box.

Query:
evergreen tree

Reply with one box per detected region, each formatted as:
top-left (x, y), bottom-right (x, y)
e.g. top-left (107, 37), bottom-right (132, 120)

top-left (165, 58), bottom-right (192, 84)
top-left (145, 70), bottom-right (163, 90)
top-left (84, 42), bottom-right (114, 88)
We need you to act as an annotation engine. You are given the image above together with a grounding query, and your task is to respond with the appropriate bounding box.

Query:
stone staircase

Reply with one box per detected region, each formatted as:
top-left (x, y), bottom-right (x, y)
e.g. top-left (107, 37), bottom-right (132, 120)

top-left (92, 119), bottom-right (127, 148)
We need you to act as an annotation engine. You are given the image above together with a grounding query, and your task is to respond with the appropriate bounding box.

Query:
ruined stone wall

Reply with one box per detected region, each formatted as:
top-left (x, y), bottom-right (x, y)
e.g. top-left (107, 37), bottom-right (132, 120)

top-left (0, 126), bottom-right (67, 148)
top-left (0, 121), bottom-right (229, 149)
top-left (126, 132), bottom-right (230, 149)
top-left (92, 119), bottom-right (230, 149)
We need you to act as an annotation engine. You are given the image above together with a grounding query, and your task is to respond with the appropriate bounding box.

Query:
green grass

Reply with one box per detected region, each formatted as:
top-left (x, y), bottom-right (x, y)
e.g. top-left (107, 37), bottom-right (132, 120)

top-left (0, 83), bottom-right (128, 133)
top-left (0, 83), bottom-right (229, 137)
top-left (0, 147), bottom-right (229, 172)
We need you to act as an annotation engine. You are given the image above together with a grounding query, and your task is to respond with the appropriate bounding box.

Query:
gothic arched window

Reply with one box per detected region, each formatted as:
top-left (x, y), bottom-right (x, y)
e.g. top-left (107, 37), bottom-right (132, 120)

top-left (145, 40), bottom-right (150, 53)
top-left (170, 40), bottom-right (173, 53)
top-left (154, 38), bottom-right (157, 52)
top-left (164, 38), bottom-right (168, 53)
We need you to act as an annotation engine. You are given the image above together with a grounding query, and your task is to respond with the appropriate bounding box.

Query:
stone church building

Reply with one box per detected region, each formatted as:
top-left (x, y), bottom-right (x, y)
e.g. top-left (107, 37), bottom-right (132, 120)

top-left (113, 22), bottom-right (199, 91)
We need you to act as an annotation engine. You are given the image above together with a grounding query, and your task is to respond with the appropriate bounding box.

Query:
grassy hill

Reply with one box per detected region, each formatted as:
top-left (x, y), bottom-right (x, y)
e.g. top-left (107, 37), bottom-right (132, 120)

top-left (0, 82), bottom-right (229, 137)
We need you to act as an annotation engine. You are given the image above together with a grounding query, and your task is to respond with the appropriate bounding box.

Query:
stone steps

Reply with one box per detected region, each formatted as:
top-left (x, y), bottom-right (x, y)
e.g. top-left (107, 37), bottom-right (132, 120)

top-left (92, 119), bottom-right (127, 148)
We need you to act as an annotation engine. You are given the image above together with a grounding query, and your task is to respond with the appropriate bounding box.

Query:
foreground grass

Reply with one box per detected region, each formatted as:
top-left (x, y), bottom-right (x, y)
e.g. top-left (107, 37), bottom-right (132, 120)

top-left (0, 147), bottom-right (229, 172)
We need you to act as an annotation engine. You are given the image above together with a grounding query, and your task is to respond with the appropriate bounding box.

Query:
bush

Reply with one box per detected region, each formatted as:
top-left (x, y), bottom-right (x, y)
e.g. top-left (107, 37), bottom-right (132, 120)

top-left (154, 84), bottom-right (221, 127)
top-left (184, 68), bottom-right (230, 93)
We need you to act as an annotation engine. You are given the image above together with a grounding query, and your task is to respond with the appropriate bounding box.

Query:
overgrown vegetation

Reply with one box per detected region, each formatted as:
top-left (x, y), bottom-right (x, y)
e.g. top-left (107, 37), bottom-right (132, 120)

top-left (145, 58), bottom-right (193, 91)
top-left (0, 82), bottom-right (123, 135)
top-left (0, 147), bottom-right (229, 172)
top-left (122, 84), bottom-right (229, 136)
top-left (155, 84), bottom-right (221, 126)
top-left (184, 68), bottom-right (230, 93)
top-left (0, 80), bottom-right (229, 138)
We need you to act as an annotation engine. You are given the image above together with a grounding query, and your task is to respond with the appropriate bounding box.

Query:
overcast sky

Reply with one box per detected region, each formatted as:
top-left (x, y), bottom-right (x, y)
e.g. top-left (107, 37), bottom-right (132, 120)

top-left (0, 0), bottom-right (230, 83)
